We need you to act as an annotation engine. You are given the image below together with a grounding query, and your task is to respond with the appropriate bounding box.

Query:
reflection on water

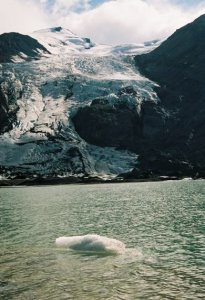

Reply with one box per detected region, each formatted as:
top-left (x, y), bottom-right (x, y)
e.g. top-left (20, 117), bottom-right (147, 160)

top-left (0, 181), bottom-right (205, 299)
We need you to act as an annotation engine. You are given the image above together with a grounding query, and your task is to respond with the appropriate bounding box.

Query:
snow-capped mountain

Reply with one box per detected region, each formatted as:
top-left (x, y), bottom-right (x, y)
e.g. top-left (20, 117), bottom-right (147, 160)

top-left (0, 26), bottom-right (159, 180)
top-left (1, 15), bottom-right (205, 182)
top-left (31, 26), bottom-right (95, 54)
top-left (31, 26), bottom-right (159, 56)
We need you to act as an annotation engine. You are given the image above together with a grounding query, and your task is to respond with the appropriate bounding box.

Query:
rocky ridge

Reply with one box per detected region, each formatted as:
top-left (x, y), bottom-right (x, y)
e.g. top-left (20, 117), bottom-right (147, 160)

top-left (135, 14), bottom-right (205, 177)
top-left (0, 32), bottom-right (50, 63)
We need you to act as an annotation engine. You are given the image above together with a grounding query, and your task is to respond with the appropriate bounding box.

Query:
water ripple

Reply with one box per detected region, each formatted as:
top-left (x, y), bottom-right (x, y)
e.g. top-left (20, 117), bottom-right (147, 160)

top-left (0, 181), bottom-right (205, 299)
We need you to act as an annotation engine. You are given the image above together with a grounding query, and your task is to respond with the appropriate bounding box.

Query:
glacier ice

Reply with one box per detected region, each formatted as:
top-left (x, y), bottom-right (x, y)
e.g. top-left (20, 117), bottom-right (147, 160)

top-left (55, 234), bottom-right (125, 255)
top-left (0, 28), bottom-right (159, 178)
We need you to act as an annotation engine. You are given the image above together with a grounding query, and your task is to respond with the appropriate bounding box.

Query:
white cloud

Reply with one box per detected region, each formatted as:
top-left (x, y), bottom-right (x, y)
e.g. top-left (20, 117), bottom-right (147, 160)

top-left (0, 0), bottom-right (205, 44)
top-left (51, 0), bottom-right (90, 16)
top-left (50, 0), bottom-right (205, 44)
top-left (0, 0), bottom-right (49, 34)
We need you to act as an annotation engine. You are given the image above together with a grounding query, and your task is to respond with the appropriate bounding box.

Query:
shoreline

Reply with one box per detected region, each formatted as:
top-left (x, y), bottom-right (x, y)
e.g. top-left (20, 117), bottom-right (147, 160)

top-left (0, 175), bottom-right (203, 187)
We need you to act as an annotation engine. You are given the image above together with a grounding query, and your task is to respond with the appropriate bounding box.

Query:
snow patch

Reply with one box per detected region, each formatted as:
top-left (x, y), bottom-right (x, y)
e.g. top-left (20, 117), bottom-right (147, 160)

top-left (31, 28), bottom-right (93, 55)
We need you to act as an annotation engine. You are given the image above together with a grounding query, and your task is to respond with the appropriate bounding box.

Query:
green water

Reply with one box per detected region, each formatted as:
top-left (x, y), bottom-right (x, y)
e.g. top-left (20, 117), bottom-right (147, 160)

top-left (0, 181), bottom-right (205, 300)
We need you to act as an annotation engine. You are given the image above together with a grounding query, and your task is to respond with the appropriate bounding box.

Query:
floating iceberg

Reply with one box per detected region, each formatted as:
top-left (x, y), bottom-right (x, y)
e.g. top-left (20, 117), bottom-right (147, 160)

top-left (55, 234), bottom-right (125, 255)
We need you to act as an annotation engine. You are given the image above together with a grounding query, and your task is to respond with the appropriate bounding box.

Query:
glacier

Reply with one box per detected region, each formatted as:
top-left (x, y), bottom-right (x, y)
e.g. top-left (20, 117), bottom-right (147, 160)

top-left (0, 27), bottom-right (159, 180)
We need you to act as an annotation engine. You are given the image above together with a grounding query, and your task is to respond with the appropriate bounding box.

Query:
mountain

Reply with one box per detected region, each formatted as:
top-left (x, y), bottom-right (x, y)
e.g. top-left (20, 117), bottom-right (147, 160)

top-left (31, 27), bottom-right (95, 54)
top-left (0, 27), bottom-right (158, 182)
top-left (0, 32), bottom-right (50, 63)
top-left (0, 17), bottom-right (205, 183)
top-left (135, 14), bottom-right (205, 177)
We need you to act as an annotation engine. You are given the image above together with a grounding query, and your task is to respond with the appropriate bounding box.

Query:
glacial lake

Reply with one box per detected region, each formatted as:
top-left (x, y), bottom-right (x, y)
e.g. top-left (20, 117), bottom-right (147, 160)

top-left (0, 181), bottom-right (205, 300)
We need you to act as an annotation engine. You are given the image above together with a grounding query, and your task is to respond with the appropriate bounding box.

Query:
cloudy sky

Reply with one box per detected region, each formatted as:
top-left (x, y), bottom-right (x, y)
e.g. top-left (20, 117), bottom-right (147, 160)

top-left (1, 0), bottom-right (205, 44)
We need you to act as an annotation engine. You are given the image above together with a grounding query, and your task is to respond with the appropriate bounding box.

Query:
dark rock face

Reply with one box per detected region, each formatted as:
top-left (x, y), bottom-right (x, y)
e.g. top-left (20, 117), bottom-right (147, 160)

top-left (135, 14), bottom-right (205, 175)
top-left (51, 27), bottom-right (63, 32)
top-left (0, 71), bottom-right (22, 133)
top-left (0, 92), bottom-right (10, 132)
top-left (61, 147), bottom-right (87, 175)
top-left (140, 101), bottom-right (166, 143)
top-left (0, 32), bottom-right (50, 63)
top-left (135, 14), bottom-right (205, 107)
top-left (73, 99), bottom-right (143, 152)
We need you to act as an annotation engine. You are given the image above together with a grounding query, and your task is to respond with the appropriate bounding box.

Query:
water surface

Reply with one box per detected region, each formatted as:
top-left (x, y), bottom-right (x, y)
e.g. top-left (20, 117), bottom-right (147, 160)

top-left (0, 181), bottom-right (205, 299)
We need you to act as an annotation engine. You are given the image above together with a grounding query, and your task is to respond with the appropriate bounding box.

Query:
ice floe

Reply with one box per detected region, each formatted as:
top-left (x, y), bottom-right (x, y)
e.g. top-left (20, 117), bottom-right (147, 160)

top-left (55, 234), bottom-right (125, 255)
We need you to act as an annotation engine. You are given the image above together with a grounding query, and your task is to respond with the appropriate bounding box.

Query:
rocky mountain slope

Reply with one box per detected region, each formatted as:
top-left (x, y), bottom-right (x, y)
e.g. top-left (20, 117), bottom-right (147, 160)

top-left (0, 16), bottom-right (204, 182)
top-left (135, 14), bottom-right (205, 177)
top-left (0, 32), bottom-right (50, 137)
top-left (0, 32), bottom-right (50, 63)
top-left (0, 27), bottom-right (159, 181)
